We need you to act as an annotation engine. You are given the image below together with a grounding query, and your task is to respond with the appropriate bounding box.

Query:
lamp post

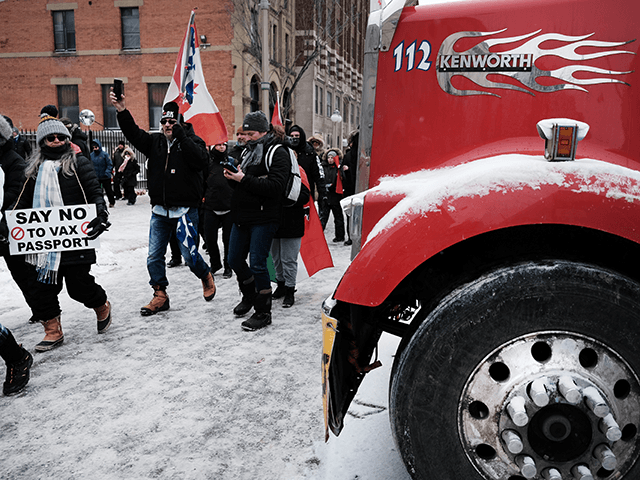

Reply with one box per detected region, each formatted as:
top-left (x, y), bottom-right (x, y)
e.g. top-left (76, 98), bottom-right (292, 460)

top-left (330, 109), bottom-right (342, 148)
top-left (260, 0), bottom-right (270, 113)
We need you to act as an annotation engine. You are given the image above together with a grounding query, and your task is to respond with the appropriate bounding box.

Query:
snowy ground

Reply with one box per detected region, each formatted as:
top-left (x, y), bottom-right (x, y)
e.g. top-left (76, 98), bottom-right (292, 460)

top-left (0, 193), bottom-right (410, 480)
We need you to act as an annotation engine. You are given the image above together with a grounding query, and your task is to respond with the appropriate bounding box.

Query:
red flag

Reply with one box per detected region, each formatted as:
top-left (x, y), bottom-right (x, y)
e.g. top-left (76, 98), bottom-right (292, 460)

top-left (271, 91), bottom-right (283, 127)
top-left (297, 168), bottom-right (333, 280)
top-left (164, 11), bottom-right (228, 146)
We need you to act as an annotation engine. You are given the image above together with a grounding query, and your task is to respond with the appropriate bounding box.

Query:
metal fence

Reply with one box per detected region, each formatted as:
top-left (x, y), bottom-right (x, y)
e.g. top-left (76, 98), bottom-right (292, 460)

top-left (20, 129), bottom-right (149, 189)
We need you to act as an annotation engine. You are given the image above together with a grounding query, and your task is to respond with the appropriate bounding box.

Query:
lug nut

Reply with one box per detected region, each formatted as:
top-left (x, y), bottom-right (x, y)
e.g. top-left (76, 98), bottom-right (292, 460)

top-left (541, 467), bottom-right (562, 480)
top-left (529, 378), bottom-right (550, 407)
top-left (583, 386), bottom-right (609, 418)
top-left (515, 455), bottom-right (537, 479)
top-left (501, 429), bottom-right (523, 454)
top-left (571, 464), bottom-right (594, 480)
top-left (594, 444), bottom-right (617, 470)
top-left (507, 396), bottom-right (529, 427)
top-left (599, 414), bottom-right (622, 442)
top-left (558, 376), bottom-right (582, 404)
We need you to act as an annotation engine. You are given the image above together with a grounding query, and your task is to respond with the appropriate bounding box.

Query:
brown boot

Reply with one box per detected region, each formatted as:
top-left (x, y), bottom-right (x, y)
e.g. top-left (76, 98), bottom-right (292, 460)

top-left (35, 316), bottom-right (64, 352)
top-left (140, 286), bottom-right (170, 316)
top-left (201, 272), bottom-right (216, 301)
top-left (95, 300), bottom-right (112, 334)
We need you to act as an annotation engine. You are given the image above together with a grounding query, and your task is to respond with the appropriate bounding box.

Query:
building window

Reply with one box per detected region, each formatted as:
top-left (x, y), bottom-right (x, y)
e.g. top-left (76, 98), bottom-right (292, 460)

top-left (57, 85), bottom-right (79, 124)
top-left (250, 76), bottom-right (260, 112)
top-left (102, 85), bottom-right (119, 129)
top-left (121, 7), bottom-right (140, 50)
top-left (53, 10), bottom-right (76, 52)
top-left (315, 85), bottom-right (319, 114)
top-left (148, 83), bottom-right (169, 129)
top-left (319, 87), bottom-right (324, 116)
top-left (285, 33), bottom-right (289, 65)
top-left (350, 102), bottom-right (355, 125)
top-left (327, 91), bottom-right (332, 117)
top-left (272, 25), bottom-right (277, 63)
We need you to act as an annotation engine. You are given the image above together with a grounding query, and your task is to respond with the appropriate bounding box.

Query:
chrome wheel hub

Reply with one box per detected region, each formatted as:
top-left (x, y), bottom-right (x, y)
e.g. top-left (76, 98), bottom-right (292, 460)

top-left (459, 332), bottom-right (640, 479)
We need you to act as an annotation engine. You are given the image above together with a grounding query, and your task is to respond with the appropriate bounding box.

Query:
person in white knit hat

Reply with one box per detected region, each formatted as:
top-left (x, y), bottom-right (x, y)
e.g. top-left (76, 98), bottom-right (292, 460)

top-left (15, 114), bottom-right (112, 352)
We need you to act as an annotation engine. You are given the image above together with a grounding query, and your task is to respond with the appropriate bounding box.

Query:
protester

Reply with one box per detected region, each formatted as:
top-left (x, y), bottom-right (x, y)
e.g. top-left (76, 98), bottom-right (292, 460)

top-left (271, 169), bottom-right (310, 308)
top-left (90, 139), bottom-right (116, 208)
top-left (119, 146), bottom-right (139, 205)
top-left (204, 142), bottom-right (234, 278)
top-left (112, 140), bottom-right (126, 200)
top-left (0, 115), bottom-right (41, 323)
top-left (319, 148), bottom-right (346, 242)
top-left (60, 117), bottom-right (90, 159)
top-left (288, 125), bottom-right (326, 202)
top-left (17, 114), bottom-right (112, 351)
top-left (228, 127), bottom-right (247, 163)
top-left (1, 322), bottom-right (33, 396)
top-left (341, 130), bottom-right (359, 246)
top-left (111, 92), bottom-right (215, 314)
top-left (224, 111), bottom-right (291, 331)
top-left (12, 127), bottom-right (32, 160)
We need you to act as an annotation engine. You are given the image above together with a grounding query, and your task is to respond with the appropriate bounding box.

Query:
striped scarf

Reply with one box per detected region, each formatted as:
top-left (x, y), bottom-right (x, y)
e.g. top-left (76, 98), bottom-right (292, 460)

top-left (26, 160), bottom-right (64, 284)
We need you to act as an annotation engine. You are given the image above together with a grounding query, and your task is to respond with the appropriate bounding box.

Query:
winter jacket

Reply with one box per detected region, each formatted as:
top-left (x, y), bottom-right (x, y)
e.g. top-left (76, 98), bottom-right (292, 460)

top-left (0, 140), bottom-right (27, 247)
top-left (341, 142), bottom-right (358, 198)
top-left (229, 133), bottom-right (291, 226)
top-left (117, 109), bottom-right (208, 209)
top-left (273, 177), bottom-right (310, 239)
top-left (13, 134), bottom-right (32, 160)
top-left (121, 147), bottom-right (140, 187)
top-left (203, 147), bottom-right (233, 212)
top-left (90, 139), bottom-right (113, 180)
top-left (17, 151), bottom-right (107, 266)
top-left (71, 129), bottom-right (90, 159)
top-left (289, 125), bottom-right (326, 200)
top-left (322, 148), bottom-right (344, 206)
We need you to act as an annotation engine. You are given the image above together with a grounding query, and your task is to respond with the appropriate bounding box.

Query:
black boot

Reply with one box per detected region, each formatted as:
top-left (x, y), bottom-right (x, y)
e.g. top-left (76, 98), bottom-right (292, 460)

top-left (242, 290), bottom-right (272, 331)
top-left (233, 277), bottom-right (256, 316)
top-left (272, 280), bottom-right (286, 299)
top-left (2, 331), bottom-right (33, 396)
top-left (282, 286), bottom-right (295, 308)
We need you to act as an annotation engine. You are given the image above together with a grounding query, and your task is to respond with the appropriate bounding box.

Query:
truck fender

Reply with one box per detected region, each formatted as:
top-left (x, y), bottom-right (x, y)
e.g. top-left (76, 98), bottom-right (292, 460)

top-left (335, 154), bottom-right (640, 307)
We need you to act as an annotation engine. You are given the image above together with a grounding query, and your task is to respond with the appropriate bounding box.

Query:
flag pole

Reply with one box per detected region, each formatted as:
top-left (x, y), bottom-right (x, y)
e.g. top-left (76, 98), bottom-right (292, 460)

top-left (260, 0), bottom-right (270, 113)
top-left (181, 11), bottom-right (196, 97)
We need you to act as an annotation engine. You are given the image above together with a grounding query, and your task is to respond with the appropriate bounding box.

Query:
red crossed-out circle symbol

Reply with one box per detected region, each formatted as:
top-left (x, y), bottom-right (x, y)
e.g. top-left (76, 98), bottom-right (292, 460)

top-left (11, 226), bottom-right (25, 241)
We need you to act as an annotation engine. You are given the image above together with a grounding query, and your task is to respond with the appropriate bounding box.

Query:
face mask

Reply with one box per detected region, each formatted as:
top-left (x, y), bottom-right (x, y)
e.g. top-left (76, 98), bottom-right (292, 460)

top-left (289, 137), bottom-right (300, 147)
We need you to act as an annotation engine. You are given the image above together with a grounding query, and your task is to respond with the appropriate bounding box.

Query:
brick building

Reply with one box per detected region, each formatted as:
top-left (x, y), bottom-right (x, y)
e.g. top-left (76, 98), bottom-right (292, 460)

top-left (0, 0), bottom-right (367, 149)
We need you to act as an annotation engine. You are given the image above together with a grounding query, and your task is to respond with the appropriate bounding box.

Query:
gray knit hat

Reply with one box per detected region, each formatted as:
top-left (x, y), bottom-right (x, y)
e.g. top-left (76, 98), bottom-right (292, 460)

top-left (242, 111), bottom-right (269, 132)
top-left (0, 115), bottom-right (11, 147)
top-left (36, 114), bottom-right (70, 145)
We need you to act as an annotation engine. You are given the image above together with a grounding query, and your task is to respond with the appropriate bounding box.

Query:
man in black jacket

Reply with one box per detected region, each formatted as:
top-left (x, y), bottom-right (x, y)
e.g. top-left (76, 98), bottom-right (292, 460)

top-left (111, 93), bottom-right (216, 315)
top-left (288, 125), bottom-right (326, 202)
top-left (224, 111), bottom-right (291, 331)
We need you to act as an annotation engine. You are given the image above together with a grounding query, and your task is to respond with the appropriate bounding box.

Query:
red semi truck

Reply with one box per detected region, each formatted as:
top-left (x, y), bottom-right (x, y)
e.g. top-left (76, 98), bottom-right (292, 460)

top-left (321, 0), bottom-right (640, 479)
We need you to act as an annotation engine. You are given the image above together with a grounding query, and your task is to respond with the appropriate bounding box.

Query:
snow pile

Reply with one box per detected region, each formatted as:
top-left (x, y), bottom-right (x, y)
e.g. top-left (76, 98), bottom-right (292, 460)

top-left (366, 154), bottom-right (640, 243)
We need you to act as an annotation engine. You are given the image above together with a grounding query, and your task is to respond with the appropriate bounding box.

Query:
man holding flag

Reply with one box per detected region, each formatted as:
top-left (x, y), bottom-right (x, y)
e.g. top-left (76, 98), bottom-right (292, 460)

top-left (110, 96), bottom-right (216, 315)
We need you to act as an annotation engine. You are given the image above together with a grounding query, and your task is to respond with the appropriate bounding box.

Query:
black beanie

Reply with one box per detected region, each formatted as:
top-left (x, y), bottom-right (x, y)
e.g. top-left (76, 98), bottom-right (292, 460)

top-left (242, 111), bottom-right (269, 132)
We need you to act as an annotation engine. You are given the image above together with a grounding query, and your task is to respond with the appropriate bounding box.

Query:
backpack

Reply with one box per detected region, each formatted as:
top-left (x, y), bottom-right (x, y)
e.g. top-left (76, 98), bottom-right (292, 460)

top-left (265, 144), bottom-right (302, 207)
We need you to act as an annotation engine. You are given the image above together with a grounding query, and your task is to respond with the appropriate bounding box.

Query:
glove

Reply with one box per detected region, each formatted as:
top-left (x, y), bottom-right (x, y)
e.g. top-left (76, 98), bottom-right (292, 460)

top-left (171, 122), bottom-right (186, 141)
top-left (86, 216), bottom-right (111, 240)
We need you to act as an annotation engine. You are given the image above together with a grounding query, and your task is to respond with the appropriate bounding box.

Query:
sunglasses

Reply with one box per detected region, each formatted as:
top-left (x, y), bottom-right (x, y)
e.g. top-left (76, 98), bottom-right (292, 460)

top-left (160, 118), bottom-right (177, 125)
top-left (45, 134), bottom-right (67, 142)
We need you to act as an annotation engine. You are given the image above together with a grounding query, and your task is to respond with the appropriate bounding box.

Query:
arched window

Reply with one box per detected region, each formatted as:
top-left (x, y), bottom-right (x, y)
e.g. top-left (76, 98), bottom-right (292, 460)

top-left (250, 75), bottom-right (260, 112)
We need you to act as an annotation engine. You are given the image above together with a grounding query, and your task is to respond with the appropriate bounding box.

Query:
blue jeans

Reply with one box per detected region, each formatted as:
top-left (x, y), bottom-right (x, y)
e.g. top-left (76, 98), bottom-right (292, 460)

top-left (147, 208), bottom-right (210, 287)
top-left (228, 222), bottom-right (279, 292)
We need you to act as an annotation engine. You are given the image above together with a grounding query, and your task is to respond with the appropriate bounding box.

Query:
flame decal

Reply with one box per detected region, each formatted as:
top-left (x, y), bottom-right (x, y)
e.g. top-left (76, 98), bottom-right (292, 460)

top-left (436, 29), bottom-right (636, 97)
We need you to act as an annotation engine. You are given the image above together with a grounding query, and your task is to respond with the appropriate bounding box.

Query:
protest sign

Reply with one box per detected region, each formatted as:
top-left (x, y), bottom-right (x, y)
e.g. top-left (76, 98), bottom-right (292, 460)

top-left (6, 205), bottom-right (100, 255)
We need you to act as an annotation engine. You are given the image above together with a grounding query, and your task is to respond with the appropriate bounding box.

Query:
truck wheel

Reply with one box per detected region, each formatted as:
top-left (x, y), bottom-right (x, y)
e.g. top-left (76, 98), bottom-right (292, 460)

top-left (390, 261), bottom-right (640, 480)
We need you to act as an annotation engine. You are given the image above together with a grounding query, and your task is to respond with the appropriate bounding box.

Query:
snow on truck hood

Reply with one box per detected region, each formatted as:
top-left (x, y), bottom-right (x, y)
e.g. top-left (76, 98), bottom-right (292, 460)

top-left (361, 154), bottom-right (640, 244)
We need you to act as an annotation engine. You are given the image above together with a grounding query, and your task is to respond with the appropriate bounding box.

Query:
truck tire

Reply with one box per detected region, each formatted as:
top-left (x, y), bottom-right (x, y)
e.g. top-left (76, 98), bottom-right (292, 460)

top-left (390, 260), bottom-right (640, 480)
